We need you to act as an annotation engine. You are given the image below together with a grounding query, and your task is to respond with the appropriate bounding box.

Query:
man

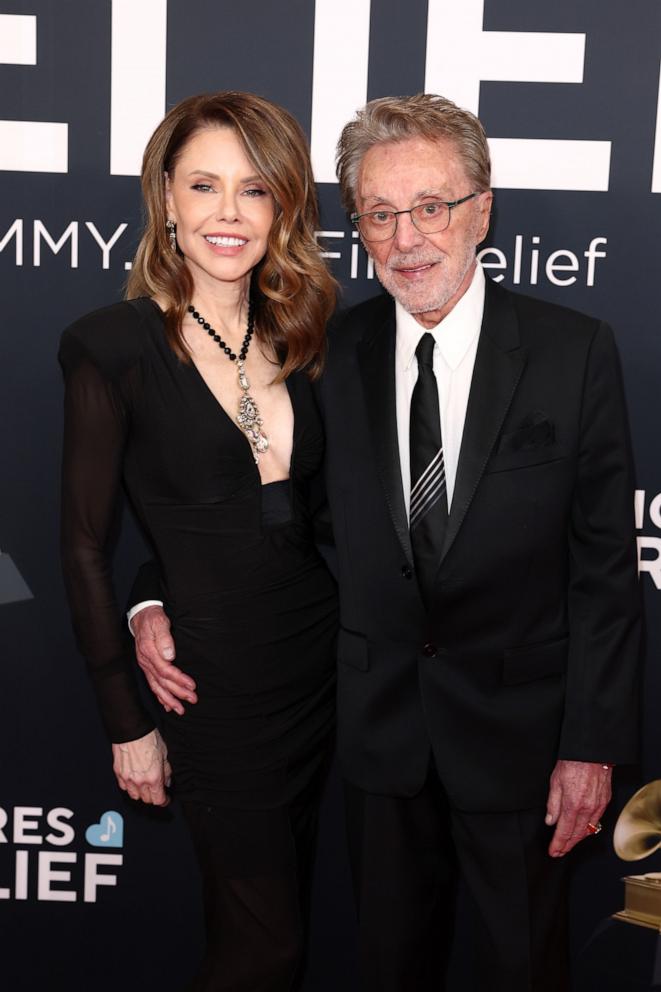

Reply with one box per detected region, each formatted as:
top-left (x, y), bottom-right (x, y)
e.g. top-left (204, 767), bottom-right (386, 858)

top-left (130, 95), bottom-right (641, 990)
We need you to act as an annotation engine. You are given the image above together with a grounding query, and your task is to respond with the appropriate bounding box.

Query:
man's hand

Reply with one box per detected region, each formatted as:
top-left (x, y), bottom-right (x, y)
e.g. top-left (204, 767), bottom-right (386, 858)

top-left (112, 728), bottom-right (172, 806)
top-left (132, 605), bottom-right (197, 715)
top-left (545, 759), bottom-right (612, 857)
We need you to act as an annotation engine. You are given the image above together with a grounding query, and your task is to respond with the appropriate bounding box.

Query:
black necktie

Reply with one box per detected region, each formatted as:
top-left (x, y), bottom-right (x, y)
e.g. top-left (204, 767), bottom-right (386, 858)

top-left (409, 333), bottom-right (448, 601)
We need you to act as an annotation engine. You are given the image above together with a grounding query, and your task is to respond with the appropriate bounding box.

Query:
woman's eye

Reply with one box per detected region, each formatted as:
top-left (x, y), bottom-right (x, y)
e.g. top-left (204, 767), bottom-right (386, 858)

top-left (191, 182), bottom-right (214, 192)
top-left (243, 187), bottom-right (268, 197)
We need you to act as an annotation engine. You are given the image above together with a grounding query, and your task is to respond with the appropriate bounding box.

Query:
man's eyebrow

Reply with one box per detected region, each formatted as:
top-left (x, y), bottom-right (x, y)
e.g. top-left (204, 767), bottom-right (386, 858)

top-left (361, 187), bottom-right (452, 208)
top-left (415, 187), bottom-right (451, 199)
top-left (361, 194), bottom-right (396, 208)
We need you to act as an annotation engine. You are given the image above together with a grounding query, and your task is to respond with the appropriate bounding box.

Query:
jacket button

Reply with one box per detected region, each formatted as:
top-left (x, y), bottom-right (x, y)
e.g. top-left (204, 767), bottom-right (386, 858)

top-left (422, 643), bottom-right (438, 658)
top-left (401, 565), bottom-right (413, 580)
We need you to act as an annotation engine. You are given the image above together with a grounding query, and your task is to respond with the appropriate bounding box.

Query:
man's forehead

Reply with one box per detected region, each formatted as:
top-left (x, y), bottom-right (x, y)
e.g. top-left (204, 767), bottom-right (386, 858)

top-left (357, 136), bottom-right (468, 199)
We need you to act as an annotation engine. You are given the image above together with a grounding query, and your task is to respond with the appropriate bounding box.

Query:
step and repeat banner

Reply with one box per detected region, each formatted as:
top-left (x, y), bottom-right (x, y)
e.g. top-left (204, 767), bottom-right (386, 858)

top-left (1, 1), bottom-right (660, 989)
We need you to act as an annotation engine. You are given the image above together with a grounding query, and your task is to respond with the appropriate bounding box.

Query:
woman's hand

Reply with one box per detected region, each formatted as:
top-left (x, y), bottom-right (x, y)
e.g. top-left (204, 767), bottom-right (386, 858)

top-left (111, 728), bottom-right (172, 806)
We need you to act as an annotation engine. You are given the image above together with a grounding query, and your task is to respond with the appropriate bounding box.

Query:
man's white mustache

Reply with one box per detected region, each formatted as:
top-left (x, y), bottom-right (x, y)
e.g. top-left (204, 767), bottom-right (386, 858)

top-left (385, 254), bottom-right (444, 270)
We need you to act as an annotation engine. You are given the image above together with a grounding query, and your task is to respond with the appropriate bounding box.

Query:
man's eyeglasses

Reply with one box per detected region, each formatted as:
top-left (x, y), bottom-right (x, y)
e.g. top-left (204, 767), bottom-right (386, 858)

top-left (351, 192), bottom-right (479, 243)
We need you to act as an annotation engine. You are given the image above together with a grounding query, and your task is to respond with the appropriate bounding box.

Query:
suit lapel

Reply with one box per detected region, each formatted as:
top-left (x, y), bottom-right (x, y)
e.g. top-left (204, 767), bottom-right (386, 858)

top-left (440, 281), bottom-right (526, 564)
top-left (357, 300), bottom-right (413, 566)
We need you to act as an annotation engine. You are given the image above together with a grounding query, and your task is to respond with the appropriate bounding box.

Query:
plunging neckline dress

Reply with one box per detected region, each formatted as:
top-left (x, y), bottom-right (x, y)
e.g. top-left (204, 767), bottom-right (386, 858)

top-left (59, 297), bottom-right (338, 809)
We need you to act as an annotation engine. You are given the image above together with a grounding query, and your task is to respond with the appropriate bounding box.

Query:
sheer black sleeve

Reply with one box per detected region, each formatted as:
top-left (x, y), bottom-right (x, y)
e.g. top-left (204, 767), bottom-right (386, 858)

top-left (59, 309), bottom-right (154, 744)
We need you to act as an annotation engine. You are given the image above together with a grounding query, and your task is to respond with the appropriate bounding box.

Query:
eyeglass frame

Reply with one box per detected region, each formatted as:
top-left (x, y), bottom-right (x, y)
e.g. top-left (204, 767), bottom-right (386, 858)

top-left (350, 192), bottom-right (480, 242)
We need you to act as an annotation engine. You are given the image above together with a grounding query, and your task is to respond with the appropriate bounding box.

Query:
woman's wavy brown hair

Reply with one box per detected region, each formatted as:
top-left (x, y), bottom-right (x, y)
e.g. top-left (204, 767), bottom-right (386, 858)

top-left (126, 91), bottom-right (336, 380)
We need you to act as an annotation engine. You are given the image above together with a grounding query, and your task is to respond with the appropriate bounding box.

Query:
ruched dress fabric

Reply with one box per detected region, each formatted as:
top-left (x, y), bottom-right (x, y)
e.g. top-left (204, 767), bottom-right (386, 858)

top-left (59, 298), bottom-right (338, 810)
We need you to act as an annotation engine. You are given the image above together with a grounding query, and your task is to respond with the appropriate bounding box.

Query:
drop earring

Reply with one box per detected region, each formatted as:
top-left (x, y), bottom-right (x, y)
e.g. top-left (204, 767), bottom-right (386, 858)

top-left (166, 219), bottom-right (177, 252)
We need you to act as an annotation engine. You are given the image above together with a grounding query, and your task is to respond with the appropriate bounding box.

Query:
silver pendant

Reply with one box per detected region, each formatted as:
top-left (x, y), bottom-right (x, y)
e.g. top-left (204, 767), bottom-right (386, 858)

top-left (236, 361), bottom-right (270, 463)
top-left (238, 361), bottom-right (250, 392)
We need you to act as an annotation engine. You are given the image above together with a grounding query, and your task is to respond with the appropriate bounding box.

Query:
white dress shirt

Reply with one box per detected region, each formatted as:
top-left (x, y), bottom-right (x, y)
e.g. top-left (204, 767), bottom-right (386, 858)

top-left (395, 263), bottom-right (485, 515)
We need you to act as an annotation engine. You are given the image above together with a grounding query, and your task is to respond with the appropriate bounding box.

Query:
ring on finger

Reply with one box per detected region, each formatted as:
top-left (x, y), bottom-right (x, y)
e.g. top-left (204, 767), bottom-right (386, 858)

top-left (586, 821), bottom-right (602, 835)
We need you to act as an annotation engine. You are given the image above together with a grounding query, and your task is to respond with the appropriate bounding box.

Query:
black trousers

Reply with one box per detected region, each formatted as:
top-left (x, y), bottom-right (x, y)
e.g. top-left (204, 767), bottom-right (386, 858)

top-left (344, 765), bottom-right (570, 992)
top-left (181, 774), bottom-right (323, 992)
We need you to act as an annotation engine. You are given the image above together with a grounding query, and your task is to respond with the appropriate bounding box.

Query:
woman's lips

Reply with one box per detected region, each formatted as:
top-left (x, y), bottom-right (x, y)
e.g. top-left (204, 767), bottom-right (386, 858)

top-left (203, 233), bottom-right (249, 255)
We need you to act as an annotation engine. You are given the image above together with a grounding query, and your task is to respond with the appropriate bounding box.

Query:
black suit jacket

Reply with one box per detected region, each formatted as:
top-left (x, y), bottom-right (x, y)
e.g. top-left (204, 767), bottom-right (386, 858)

top-left (318, 278), bottom-right (641, 811)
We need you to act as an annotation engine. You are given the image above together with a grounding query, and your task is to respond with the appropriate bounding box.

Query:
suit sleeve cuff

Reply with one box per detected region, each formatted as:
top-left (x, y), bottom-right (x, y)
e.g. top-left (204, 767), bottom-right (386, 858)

top-left (127, 600), bottom-right (164, 636)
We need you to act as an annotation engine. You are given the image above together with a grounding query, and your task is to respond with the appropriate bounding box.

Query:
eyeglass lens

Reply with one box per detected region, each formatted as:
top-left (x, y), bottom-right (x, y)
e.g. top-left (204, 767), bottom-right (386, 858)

top-left (358, 202), bottom-right (451, 241)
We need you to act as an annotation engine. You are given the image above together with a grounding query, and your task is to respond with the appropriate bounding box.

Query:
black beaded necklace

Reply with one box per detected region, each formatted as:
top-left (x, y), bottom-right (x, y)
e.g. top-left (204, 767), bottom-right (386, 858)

top-left (188, 301), bottom-right (253, 363)
top-left (187, 301), bottom-right (270, 463)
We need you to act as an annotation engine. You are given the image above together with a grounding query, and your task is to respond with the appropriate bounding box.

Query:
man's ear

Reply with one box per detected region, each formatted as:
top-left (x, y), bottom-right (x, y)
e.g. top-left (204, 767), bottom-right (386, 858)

top-left (476, 190), bottom-right (493, 243)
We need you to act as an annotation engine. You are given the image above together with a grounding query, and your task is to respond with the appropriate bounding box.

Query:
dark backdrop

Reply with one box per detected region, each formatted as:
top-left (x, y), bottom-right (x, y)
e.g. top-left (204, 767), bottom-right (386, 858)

top-left (1, 2), bottom-right (660, 989)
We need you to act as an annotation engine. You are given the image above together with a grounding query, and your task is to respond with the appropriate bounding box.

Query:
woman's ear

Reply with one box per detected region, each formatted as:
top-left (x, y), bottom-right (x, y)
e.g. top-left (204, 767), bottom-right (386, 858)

top-left (164, 171), bottom-right (174, 220)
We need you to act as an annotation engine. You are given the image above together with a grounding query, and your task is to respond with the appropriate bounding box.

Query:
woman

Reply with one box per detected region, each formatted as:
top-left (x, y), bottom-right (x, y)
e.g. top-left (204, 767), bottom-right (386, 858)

top-left (59, 91), bottom-right (338, 991)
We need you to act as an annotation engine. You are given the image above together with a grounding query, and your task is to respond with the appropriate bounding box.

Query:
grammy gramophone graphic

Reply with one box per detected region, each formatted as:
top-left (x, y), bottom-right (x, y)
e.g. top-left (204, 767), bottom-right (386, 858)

top-left (613, 781), bottom-right (661, 928)
top-left (0, 547), bottom-right (32, 605)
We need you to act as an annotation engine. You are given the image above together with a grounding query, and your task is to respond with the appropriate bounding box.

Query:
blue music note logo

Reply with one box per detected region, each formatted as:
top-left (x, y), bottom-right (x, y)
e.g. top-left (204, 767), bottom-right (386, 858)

top-left (85, 810), bottom-right (124, 848)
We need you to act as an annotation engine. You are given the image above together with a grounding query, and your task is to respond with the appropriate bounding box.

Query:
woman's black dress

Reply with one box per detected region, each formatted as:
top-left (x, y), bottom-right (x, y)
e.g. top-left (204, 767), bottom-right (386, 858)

top-left (59, 297), bottom-right (337, 811)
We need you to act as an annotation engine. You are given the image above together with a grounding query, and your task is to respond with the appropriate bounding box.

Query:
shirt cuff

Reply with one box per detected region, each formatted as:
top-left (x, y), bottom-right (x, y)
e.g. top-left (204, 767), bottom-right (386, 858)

top-left (127, 600), bottom-right (164, 636)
